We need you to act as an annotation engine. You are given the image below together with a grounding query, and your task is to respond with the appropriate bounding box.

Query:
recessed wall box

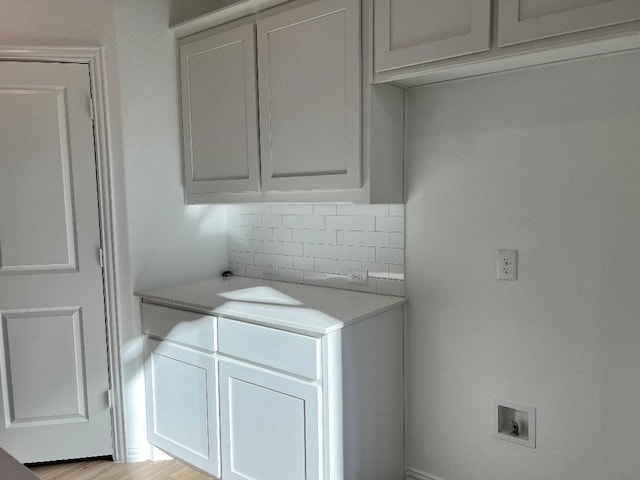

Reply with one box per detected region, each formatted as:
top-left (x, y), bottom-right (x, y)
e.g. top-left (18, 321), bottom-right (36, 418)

top-left (492, 398), bottom-right (536, 448)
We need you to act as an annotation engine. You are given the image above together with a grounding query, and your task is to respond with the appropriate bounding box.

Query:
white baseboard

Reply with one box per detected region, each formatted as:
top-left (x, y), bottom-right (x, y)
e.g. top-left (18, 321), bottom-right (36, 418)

top-left (406, 467), bottom-right (446, 480)
top-left (125, 445), bottom-right (150, 463)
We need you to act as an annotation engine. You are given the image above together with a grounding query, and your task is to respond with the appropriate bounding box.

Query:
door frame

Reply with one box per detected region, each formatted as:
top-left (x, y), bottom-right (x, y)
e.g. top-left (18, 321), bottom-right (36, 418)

top-left (0, 46), bottom-right (125, 461)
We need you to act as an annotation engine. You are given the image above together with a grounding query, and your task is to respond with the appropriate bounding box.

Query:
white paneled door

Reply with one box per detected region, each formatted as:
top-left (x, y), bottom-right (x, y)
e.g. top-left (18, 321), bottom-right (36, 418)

top-left (0, 61), bottom-right (112, 463)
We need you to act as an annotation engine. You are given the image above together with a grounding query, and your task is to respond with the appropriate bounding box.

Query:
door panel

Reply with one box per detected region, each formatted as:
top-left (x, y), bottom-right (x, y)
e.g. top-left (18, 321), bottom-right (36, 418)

top-left (0, 87), bottom-right (77, 274)
top-left (257, 0), bottom-right (361, 192)
top-left (0, 61), bottom-right (111, 463)
top-left (374, 0), bottom-right (492, 71)
top-left (180, 23), bottom-right (261, 194)
top-left (1, 308), bottom-right (87, 426)
top-left (219, 361), bottom-right (321, 480)
top-left (498, 0), bottom-right (640, 46)
top-left (145, 337), bottom-right (220, 477)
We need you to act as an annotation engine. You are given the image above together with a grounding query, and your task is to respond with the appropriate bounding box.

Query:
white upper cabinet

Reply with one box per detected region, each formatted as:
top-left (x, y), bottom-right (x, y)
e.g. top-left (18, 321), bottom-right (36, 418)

top-left (177, 0), bottom-right (405, 204)
top-left (498, 0), bottom-right (640, 46)
top-left (180, 23), bottom-right (260, 194)
top-left (257, 0), bottom-right (361, 192)
top-left (371, 0), bottom-right (640, 85)
top-left (374, 0), bottom-right (492, 72)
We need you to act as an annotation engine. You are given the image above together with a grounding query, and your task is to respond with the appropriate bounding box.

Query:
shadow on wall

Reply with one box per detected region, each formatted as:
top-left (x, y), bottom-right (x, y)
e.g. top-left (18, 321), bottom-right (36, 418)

top-left (184, 204), bottom-right (228, 240)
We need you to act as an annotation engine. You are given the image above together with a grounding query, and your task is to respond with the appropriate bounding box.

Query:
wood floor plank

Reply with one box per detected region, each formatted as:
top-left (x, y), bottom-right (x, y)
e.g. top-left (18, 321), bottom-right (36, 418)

top-left (29, 459), bottom-right (214, 480)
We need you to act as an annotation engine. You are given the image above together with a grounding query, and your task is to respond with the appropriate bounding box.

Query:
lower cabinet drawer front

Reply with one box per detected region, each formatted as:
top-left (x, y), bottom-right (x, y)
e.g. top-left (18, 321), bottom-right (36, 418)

top-left (218, 318), bottom-right (320, 380)
top-left (142, 302), bottom-right (216, 352)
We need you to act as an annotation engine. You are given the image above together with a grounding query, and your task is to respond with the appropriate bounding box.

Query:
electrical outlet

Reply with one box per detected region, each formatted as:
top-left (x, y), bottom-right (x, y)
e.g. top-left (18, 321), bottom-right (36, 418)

top-left (347, 270), bottom-right (368, 285)
top-left (497, 250), bottom-right (518, 281)
top-left (263, 260), bottom-right (279, 276)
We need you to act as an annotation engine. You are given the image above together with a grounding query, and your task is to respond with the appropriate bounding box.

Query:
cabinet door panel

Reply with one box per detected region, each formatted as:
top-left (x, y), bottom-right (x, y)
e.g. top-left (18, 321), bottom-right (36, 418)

top-left (498, 0), bottom-right (640, 46)
top-left (257, 0), bottom-right (361, 192)
top-left (374, 0), bottom-right (492, 72)
top-left (144, 338), bottom-right (220, 476)
top-left (219, 361), bottom-right (321, 480)
top-left (180, 23), bottom-right (260, 193)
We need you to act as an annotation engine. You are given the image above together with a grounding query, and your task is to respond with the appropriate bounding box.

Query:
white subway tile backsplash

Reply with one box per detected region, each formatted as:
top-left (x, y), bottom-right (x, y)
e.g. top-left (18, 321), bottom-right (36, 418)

top-left (243, 214), bottom-right (263, 227)
top-left (229, 263), bottom-right (246, 276)
top-left (326, 215), bottom-right (376, 231)
top-left (325, 244), bottom-right (349, 260)
top-left (389, 204), bottom-right (405, 216)
top-left (236, 226), bottom-right (254, 240)
top-left (278, 268), bottom-right (304, 283)
top-left (304, 243), bottom-right (326, 258)
top-left (283, 215), bottom-right (304, 228)
top-left (313, 230), bottom-right (337, 245)
top-left (226, 204), bottom-right (405, 295)
top-left (236, 251), bottom-right (254, 264)
top-left (245, 240), bottom-right (263, 252)
top-left (282, 242), bottom-right (304, 256)
top-left (272, 205), bottom-right (313, 215)
top-left (262, 214), bottom-right (282, 228)
top-left (253, 227), bottom-right (273, 241)
top-left (254, 253), bottom-right (293, 269)
top-left (292, 229), bottom-right (314, 243)
top-left (273, 228), bottom-right (294, 242)
top-left (389, 264), bottom-right (405, 280)
top-left (262, 241), bottom-right (283, 254)
top-left (376, 247), bottom-right (404, 264)
top-left (313, 204), bottom-right (337, 215)
top-left (337, 260), bottom-right (362, 274)
top-left (315, 258), bottom-right (338, 274)
top-left (337, 230), bottom-right (362, 246)
top-left (336, 204), bottom-right (389, 216)
top-left (376, 216), bottom-right (404, 232)
top-left (229, 238), bottom-right (245, 251)
top-left (294, 256), bottom-right (315, 271)
top-left (363, 262), bottom-right (390, 278)
top-left (376, 278), bottom-right (405, 296)
top-left (362, 231), bottom-right (390, 247)
top-left (348, 246), bottom-right (376, 262)
top-left (303, 215), bottom-right (325, 229)
top-left (389, 232), bottom-right (405, 249)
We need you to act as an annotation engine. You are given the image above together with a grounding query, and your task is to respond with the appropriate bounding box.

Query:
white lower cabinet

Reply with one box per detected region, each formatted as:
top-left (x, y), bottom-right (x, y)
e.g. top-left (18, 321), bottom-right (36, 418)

top-left (144, 337), bottom-right (220, 476)
top-left (219, 361), bottom-right (321, 480)
top-left (141, 300), bottom-right (404, 480)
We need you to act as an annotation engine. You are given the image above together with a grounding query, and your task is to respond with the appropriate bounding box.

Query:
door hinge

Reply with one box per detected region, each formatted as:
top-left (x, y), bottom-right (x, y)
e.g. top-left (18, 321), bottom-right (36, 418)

top-left (89, 95), bottom-right (95, 121)
top-left (99, 247), bottom-right (104, 268)
top-left (107, 389), bottom-right (113, 409)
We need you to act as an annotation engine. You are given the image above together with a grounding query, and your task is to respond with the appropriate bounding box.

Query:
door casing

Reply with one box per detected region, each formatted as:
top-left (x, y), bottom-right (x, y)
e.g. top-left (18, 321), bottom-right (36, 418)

top-left (0, 46), bottom-right (124, 461)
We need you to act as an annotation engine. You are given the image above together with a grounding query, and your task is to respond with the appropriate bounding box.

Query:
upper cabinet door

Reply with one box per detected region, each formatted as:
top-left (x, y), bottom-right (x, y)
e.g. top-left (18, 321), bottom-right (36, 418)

top-left (374, 0), bottom-right (492, 72)
top-left (257, 0), bottom-right (361, 192)
top-left (180, 23), bottom-right (261, 193)
top-left (498, 0), bottom-right (640, 46)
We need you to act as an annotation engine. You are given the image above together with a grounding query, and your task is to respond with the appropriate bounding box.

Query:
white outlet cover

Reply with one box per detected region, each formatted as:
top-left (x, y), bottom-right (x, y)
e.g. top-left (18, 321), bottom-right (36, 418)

top-left (347, 270), bottom-right (368, 285)
top-left (497, 249), bottom-right (518, 281)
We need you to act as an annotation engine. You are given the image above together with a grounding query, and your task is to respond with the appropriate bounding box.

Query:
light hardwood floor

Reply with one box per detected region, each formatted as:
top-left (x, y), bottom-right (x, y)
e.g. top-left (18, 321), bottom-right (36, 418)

top-left (29, 459), bottom-right (214, 480)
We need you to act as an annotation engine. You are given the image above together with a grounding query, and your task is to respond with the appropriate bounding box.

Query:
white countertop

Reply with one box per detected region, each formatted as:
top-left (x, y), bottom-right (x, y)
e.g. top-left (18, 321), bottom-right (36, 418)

top-left (135, 276), bottom-right (406, 335)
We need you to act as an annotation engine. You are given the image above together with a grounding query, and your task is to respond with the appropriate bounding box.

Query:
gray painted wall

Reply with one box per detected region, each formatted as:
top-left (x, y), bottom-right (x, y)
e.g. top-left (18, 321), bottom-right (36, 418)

top-left (405, 50), bottom-right (640, 480)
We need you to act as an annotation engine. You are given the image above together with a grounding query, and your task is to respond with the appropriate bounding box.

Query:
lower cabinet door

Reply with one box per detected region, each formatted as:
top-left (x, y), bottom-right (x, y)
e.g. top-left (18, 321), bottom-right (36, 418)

top-left (219, 361), bottom-right (322, 480)
top-left (144, 337), bottom-right (220, 476)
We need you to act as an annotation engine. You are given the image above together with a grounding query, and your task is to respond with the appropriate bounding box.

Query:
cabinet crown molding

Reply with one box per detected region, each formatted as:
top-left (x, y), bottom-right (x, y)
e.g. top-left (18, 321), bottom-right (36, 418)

top-left (171, 0), bottom-right (292, 38)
